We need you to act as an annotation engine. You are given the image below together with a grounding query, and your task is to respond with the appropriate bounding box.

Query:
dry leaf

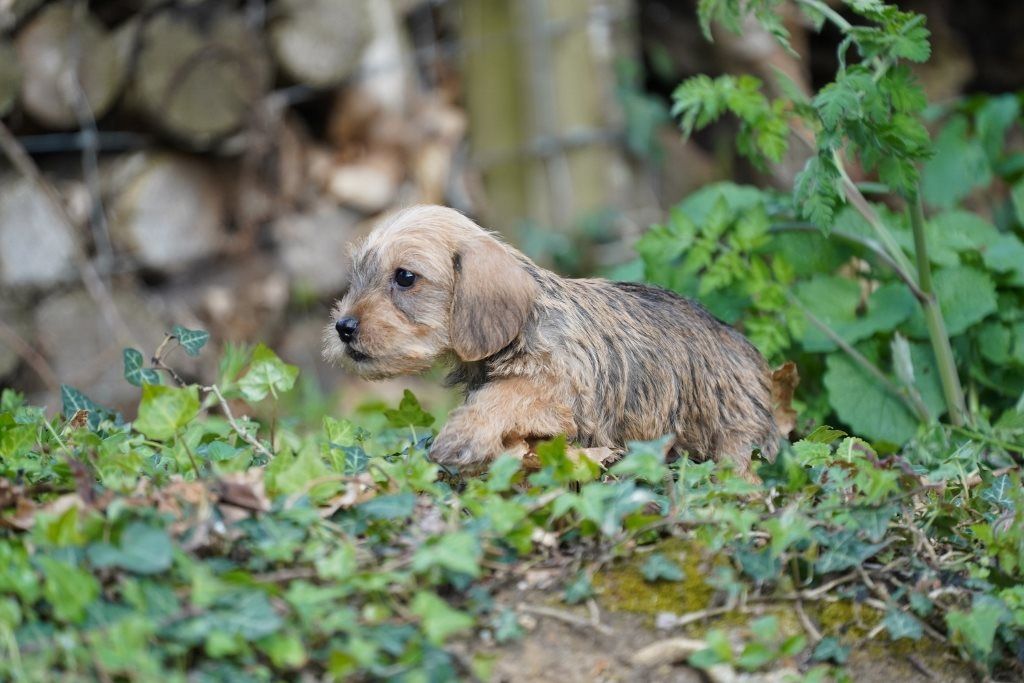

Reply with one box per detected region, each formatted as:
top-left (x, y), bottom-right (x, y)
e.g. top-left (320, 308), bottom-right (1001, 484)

top-left (771, 361), bottom-right (800, 436)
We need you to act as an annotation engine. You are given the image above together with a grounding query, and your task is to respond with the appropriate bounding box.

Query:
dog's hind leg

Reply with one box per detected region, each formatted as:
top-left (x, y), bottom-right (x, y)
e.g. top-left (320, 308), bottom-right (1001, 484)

top-left (429, 376), bottom-right (575, 468)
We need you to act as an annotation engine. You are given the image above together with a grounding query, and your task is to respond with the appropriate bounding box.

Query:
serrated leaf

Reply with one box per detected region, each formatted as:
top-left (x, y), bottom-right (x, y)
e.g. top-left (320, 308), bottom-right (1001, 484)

top-left (907, 266), bottom-right (997, 337)
top-left (922, 117), bottom-right (992, 210)
top-left (134, 384), bottom-right (200, 441)
top-left (238, 343), bottom-right (299, 403)
top-left (122, 348), bottom-right (162, 387)
top-left (171, 325), bottom-right (210, 357)
top-left (824, 354), bottom-right (917, 445)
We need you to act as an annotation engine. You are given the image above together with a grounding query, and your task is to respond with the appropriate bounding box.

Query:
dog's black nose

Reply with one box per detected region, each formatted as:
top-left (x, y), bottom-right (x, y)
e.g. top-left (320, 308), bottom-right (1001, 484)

top-left (336, 317), bottom-right (359, 343)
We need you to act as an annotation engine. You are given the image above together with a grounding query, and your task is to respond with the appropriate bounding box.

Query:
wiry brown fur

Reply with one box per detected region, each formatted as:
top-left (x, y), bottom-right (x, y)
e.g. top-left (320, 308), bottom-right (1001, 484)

top-left (323, 205), bottom-right (781, 476)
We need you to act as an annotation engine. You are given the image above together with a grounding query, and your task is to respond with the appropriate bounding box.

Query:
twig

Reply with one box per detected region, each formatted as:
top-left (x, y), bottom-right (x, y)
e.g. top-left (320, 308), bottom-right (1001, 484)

top-left (517, 603), bottom-right (613, 636)
top-left (794, 599), bottom-right (823, 643)
top-left (906, 654), bottom-right (938, 680)
top-left (0, 317), bottom-right (59, 391)
top-left (203, 384), bottom-right (274, 460)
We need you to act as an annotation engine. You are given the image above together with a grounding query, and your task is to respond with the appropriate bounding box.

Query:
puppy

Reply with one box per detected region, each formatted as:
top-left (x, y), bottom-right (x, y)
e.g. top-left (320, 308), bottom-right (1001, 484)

top-left (323, 205), bottom-right (781, 476)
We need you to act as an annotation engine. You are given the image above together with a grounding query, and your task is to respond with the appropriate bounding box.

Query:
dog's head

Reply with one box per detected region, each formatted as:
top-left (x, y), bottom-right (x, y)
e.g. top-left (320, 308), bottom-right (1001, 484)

top-left (322, 205), bottom-right (538, 379)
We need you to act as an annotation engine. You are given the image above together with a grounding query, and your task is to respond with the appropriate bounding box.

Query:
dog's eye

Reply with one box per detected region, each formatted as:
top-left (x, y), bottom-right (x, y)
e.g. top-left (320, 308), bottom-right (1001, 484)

top-left (394, 268), bottom-right (417, 289)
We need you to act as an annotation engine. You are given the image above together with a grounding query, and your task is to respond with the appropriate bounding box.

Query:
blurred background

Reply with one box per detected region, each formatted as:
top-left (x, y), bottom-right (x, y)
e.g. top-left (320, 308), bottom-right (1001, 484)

top-left (0, 0), bottom-right (1021, 419)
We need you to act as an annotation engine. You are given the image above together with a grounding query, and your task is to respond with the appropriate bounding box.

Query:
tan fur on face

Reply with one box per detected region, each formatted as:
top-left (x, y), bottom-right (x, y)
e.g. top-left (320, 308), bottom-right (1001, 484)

top-left (324, 205), bottom-right (782, 477)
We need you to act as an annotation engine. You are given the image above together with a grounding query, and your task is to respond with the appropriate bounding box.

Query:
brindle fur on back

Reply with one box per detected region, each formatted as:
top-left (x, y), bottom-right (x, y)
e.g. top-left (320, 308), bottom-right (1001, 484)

top-left (324, 205), bottom-right (781, 477)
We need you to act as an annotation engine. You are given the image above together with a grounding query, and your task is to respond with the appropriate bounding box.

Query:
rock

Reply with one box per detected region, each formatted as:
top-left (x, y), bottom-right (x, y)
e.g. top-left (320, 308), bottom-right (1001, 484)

top-left (0, 177), bottom-right (79, 288)
top-left (270, 0), bottom-right (369, 87)
top-left (130, 10), bottom-right (271, 147)
top-left (0, 300), bottom-right (31, 379)
top-left (14, 3), bottom-right (130, 128)
top-left (34, 288), bottom-right (168, 412)
top-left (324, 152), bottom-right (404, 214)
top-left (272, 202), bottom-right (362, 296)
top-left (107, 153), bottom-right (225, 272)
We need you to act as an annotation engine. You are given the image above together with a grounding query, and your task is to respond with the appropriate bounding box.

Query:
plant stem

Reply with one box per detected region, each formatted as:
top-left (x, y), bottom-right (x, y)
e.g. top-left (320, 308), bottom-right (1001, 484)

top-left (787, 292), bottom-right (931, 423)
top-left (795, 0), bottom-right (853, 32)
top-left (770, 223), bottom-right (927, 301)
top-left (908, 193), bottom-right (968, 427)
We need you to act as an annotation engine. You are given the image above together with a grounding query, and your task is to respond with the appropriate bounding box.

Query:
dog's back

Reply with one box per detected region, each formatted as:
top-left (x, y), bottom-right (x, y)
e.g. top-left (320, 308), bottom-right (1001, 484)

top-left (512, 275), bottom-right (780, 472)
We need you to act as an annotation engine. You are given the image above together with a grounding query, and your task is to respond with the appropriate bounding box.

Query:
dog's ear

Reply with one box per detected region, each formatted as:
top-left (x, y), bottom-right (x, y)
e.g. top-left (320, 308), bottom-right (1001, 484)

top-left (450, 236), bottom-right (538, 361)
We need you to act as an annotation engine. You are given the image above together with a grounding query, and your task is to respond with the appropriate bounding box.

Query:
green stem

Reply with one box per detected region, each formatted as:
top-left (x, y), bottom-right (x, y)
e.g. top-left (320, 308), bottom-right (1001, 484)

top-left (833, 152), bottom-right (918, 279)
top-left (908, 193), bottom-right (968, 427)
top-left (787, 292), bottom-right (931, 423)
top-left (796, 0), bottom-right (853, 32)
top-left (770, 223), bottom-right (927, 301)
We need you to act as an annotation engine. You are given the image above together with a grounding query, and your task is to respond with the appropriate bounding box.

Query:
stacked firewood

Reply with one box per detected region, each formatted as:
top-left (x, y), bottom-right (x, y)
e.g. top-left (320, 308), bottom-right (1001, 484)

top-left (0, 0), bottom-right (466, 411)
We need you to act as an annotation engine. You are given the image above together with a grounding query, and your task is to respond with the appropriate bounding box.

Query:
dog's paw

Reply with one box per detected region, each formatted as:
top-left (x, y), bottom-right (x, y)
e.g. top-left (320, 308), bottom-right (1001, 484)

top-left (428, 431), bottom-right (493, 467)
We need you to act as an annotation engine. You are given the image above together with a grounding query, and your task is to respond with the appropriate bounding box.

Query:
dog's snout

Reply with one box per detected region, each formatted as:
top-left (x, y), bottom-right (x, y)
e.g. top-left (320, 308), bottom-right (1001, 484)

top-left (336, 317), bottom-right (359, 343)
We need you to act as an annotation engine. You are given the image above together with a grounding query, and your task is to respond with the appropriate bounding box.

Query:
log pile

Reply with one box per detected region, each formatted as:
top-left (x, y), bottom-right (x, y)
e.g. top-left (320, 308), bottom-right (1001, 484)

top-left (0, 0), bottom-right (467, 412)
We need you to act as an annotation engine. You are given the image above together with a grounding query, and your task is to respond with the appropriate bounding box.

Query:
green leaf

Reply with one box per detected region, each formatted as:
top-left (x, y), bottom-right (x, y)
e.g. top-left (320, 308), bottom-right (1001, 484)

top-left (358, 493), bottom-right (416, 520)
top-left (87, 523), bottom-right (173, 575)
top-left (411, 591), bottom-right (474, 645)
top-left (907, 266), bottom-right (997, 337)
top-left (922, 117), bottom-right (991, 210)
top-left (39, 556), bottom-right (100, 624)
top-left (486, 454), bottom-right (523, 493)
top-left (945, 596), bottom-right (1007, 658)
top-left (266, 446), bottom-right (337, 503)
top-left (383, 389), bottom-right (435, 429)
top-left (412, 532), bottom-right (482, 578)
top-left (259, 632), bottom-right (307, 669)
top-left (811, 636), bottom-right (849, 664)
top-left (640, 553), bottom-right (685, 582)
top-left (883, 608), bottom-right (923, 640)
top-left (563, 573), bottom-right (594, 604)
top-left (238, 343), bottom-right (299, 403)
top-left (60, 384), bottom-right (114, 429)
top-left (172, 325), bottom-right (210, 357)
top-left (824, 354), bottom-right (917, 444)
top-left (983, 234), bottom-right (1024, 286)
top-left (610, 437), bottom-right (671, 483)
top-left (122, 348), bottom-right (162, 387)
top-left (134, 384), bottom-right (200, 441)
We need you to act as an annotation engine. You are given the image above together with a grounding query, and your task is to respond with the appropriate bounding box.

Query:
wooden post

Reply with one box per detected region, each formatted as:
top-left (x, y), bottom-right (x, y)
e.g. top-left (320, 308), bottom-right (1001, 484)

top-left (460, 0), bottom-right (633, 241)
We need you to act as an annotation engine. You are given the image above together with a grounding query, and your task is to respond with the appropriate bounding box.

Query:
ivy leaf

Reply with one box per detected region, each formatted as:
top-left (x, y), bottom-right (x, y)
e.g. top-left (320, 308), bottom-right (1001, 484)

top-left (640, 553), bottom-right (685, 582)
top-left (238, 344), bottom-right (299, 403)
top-left (171, 325), bottom-right (210, 357)
top-left (134, 384), bottom-right (200, 441)
top-left (60, 384), bottom-right (116, 429)
top-left (412, 532), bottom-right (482, 578)
top-left (945, 596), bottom-right (1007, 658)
top-left (883, 608), bottom-right (923, 640)
top-left (122, 348), bottom-right (162, 387)
top-left (411, 592), bottom-right (474, 645)
top-left (610, 437), bottom-right (671, 483)
top-left (358, 493), bottom-right (416, 520)
top-left (811, 636), bottom-right (849, 664)
top-left (87, 523), bottom-right (173, 575)
top-left (39, 557), bottom-right (100, 624)
top-left (563, 573), bottom-right (594, 604)
top-left (383, 390), bottom-right (435, 429)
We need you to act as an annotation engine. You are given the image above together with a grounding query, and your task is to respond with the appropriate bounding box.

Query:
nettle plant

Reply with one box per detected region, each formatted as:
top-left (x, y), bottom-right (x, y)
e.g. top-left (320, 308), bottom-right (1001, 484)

top-left (639, 0), bottom-right (1024, 449)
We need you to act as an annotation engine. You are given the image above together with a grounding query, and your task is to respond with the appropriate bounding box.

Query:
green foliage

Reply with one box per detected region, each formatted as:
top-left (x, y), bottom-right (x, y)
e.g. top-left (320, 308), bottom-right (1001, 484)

top-left (641, 0), bottom-right (1024, 446)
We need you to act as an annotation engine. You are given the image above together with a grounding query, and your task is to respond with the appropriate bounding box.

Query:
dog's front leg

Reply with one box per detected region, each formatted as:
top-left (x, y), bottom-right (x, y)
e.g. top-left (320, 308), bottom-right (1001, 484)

top-left (429, 377), bottom-right (575, 468)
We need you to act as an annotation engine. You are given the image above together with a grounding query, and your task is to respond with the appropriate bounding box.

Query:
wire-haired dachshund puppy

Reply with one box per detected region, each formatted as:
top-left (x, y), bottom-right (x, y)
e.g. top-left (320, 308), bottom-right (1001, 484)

top-left (323, 205), bottom-right (781, 478)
